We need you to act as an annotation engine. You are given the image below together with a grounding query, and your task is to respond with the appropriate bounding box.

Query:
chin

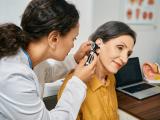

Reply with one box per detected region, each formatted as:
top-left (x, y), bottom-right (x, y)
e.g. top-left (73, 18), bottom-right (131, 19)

top-left (109, 71), bottom-right (117, 74)
top-left (53, 56), bottom-right (66, 61)
top-left (59, 57), bottom-right (66, 61)
top-left (113, 70), bottom-right (119, 74)
top-left (108, 68), bottom-right (119, 74)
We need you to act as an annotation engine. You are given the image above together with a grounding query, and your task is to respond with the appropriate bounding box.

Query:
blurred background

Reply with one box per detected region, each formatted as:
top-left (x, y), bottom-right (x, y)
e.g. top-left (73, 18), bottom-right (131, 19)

top-left (1, 0), bottom-right (160, 65)
top-left (1, 1), bottom-right (160, 119)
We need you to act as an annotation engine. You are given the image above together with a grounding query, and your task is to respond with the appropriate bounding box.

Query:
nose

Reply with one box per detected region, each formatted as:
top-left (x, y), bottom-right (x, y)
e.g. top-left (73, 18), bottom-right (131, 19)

top-left (120, 53), bottom-right (128, 65)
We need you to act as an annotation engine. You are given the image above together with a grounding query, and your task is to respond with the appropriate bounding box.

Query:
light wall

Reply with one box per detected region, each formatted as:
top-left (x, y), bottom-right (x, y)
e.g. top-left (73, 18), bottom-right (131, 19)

top-left (1, 0), bottom-right (160, 65)
top-left (68, 0), bottom-right (93, 53)
top-left (72, 0), bottom-right (160, 65)
top-left (0, 0), bottom-right (29, 25)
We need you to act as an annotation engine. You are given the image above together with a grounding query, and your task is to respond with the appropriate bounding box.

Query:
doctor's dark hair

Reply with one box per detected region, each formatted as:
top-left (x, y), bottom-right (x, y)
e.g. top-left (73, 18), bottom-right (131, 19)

top-left (21, 0), bottom-right (79, 40)
top-left (0, 24), bottom-right (26, 59)
top-left (0, 0), bottom-right (79, 59)
top-left (90, 21), bottom-right (136, 44)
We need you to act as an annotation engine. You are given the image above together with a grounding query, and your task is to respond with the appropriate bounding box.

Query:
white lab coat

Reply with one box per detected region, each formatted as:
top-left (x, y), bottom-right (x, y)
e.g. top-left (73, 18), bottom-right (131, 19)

top-left (0, 48), bottom-right (86, 120)
top-left (34, 54), bottom-right (77, 96)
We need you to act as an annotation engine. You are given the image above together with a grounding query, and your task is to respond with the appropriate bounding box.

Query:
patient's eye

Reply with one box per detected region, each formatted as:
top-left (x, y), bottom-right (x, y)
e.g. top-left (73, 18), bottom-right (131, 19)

top-left (117, 45), bottom-right (123, 51)
top-left (128, 53), bottom-right (131, 57)
top-left (128, 51), bottom-right (132, 57)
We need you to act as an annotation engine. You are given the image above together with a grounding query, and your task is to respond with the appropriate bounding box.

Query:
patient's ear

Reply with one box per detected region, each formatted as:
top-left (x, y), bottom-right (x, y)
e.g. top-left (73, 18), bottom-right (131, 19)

top-left (95, 38), bottom-right (103, 54)
top-left (95, 38), bottom-right (103, 46)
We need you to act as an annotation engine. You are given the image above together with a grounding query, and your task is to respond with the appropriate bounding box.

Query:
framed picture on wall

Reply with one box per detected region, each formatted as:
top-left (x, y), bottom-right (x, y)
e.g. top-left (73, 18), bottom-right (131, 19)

top-left (123, 0), bottom-right (156, 24)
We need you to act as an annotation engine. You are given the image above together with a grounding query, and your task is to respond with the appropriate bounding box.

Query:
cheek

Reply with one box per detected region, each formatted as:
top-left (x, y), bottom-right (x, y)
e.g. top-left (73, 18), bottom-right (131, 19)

top-left (103, 46), bottom-right (119, 58)
top-left (99, 49), bottom-right (120, 72)
top-left (99, 54), bottom-right (116, 73)
top-left (63, 40), bottom-right (72, 50)
top-left (67, 40), bottom-right (74, 48)
top-left (63, 41), bottom-right (74, 56)
top-left (99, 52), bottom-right (110, 66)
top-left (100, 48), bottom-right (115, 61)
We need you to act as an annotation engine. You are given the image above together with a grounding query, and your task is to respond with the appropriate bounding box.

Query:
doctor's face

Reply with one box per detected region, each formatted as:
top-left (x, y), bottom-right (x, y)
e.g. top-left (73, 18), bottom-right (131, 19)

top-left (98, 35), bottom-right (134, 74)
top-left (53, 23), bottom-right (79, 61)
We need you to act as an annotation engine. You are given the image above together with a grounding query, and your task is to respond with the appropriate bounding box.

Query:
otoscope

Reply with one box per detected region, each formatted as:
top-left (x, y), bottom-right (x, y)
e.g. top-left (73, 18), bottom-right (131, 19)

top-left (85, 42), bottom-right (100, 66)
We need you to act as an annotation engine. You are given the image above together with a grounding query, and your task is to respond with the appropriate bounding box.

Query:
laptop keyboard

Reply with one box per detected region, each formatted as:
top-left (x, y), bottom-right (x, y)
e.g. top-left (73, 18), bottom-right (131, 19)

top-left (122, 83), bottom-right (154, 93)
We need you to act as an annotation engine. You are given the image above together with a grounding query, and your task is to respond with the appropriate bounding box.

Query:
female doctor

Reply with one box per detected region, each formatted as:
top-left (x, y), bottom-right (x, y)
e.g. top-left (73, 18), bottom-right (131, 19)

top-left (0, 0), bottom-right (97, 120)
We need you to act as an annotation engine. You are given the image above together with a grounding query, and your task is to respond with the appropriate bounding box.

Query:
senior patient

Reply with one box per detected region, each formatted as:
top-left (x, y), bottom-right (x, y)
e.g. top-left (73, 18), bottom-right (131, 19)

top-left (57, 21), bottom-right (136, 120)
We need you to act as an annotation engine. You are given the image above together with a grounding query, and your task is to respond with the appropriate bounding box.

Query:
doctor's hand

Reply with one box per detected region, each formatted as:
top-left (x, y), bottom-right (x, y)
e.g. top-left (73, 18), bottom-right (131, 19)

top-left (73, 54), bottom-right (97, 83)
top-left (74, 41), bottom-right (92, 64)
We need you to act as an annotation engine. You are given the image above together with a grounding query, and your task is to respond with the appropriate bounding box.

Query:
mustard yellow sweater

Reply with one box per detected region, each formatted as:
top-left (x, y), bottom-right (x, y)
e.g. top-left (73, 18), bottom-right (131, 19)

top-left (57, 70), bottom-right (119, 120)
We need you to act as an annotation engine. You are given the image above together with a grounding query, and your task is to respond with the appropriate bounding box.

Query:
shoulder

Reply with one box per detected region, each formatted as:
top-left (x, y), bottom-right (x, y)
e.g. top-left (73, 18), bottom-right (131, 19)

top-left (0, 57), bottom-right (38, 93)
top-left (0, 53), bottom-right (36, 78)
top-left (0, 62), bottom-right (41, 103)
top-left (0, 63), bottom-right (43, 119)
top-left (2, 61), bottom-right (35, 79)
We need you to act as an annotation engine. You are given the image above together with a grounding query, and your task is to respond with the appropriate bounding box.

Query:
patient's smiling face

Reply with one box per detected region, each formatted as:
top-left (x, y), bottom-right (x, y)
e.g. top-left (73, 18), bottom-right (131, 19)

top-left (97, 35), bottom-right (134, 74)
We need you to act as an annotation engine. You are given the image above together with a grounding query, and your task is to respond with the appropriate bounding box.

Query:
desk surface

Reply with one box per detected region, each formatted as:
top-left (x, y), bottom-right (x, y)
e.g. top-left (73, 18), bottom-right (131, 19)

top-left (117, 91), bottom-right (160, 120)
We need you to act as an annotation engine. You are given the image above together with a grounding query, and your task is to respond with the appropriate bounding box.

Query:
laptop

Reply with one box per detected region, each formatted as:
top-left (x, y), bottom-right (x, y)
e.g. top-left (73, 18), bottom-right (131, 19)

top-left (115, 57), bottom-right (160, 100)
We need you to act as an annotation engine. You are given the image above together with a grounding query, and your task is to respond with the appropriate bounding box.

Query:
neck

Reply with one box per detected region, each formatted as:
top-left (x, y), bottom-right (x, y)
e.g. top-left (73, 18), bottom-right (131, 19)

top-left (26, 39), bottom-right (49, 67)
top-left (95, 57), bottom-right (110, 84)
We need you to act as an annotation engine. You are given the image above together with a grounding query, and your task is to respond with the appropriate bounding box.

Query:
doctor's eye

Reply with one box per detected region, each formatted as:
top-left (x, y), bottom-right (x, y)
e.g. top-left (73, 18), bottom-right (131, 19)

top-left (73, 37), bottom-right (77, 41)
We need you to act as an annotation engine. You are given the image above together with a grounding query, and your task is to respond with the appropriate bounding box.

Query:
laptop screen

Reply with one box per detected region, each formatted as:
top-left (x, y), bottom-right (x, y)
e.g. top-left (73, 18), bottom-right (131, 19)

top-left (115, 57), bottom-right (143, 87)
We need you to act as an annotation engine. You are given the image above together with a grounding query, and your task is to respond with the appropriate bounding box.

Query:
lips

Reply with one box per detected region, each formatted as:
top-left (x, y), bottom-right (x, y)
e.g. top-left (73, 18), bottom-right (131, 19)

top-left (113, 61), bottom-right (122, 69)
